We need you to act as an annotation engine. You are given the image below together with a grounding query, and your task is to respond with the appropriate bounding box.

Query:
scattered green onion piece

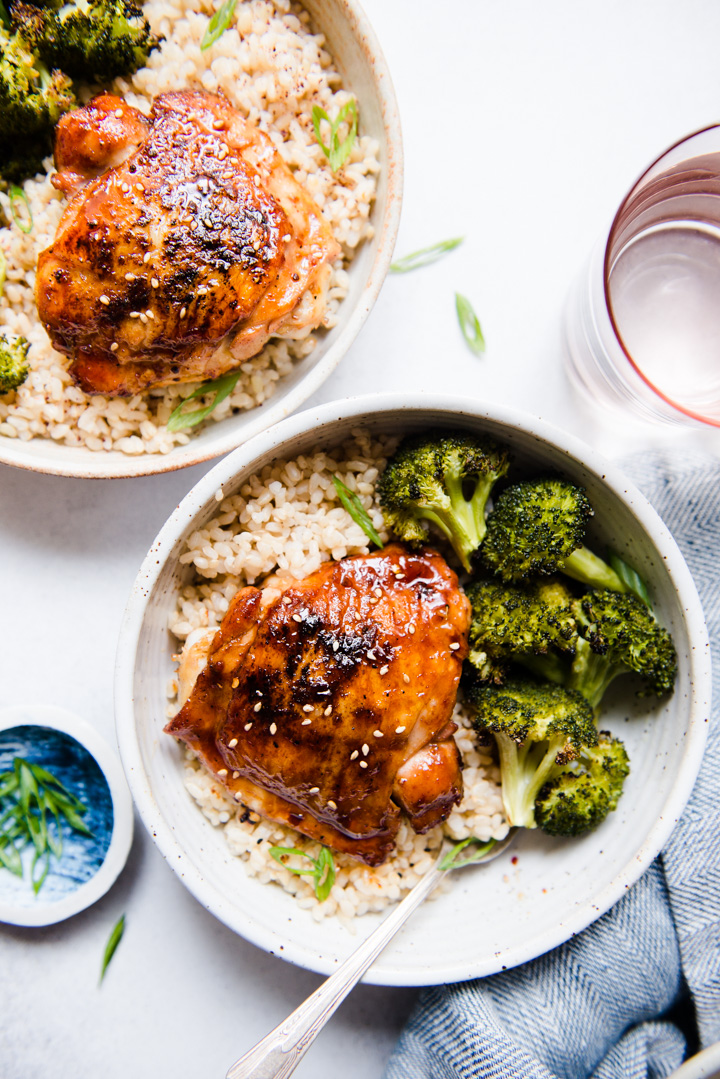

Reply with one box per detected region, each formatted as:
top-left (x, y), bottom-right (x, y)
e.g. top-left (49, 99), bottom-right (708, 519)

top-left (100, 914), bottom-right (126, 984)
top-left (166, 371), bottom-right (240, 432)
top-left (607, 550), bottom-right (652, 608)
top-left (201, 0), bottom-right (237, 50)
top-left (455, 292), bottom-right (485, 356)
top-left (9, 185), bottom-right (33, 234)
top-left (312, 99), bottom-right (358, 172)
top-left (269, 845), bottom-right (336, 902)
top-left (390, 237), bottom-right (464, 274)
top-left (439, 837), bottom-right (497, 872)
top-left (332, 474), bottom-right (384, 548)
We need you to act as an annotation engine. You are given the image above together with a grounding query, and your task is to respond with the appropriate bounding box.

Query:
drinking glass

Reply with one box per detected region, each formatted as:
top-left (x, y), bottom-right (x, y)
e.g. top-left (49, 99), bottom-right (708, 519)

top-left (564, 125), bottom-right (720, 427)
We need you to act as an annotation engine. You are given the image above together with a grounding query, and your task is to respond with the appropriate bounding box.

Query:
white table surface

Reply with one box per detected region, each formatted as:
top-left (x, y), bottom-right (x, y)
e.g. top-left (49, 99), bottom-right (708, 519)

top-left (2, 2), bottom-right (720, 1077)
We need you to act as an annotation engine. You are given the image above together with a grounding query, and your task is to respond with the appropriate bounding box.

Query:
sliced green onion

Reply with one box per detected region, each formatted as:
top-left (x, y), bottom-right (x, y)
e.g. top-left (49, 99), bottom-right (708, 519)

top-left (455, 292), bottom-right (485, 356)
top-left (8, 185), bottom-right (33, 234)
top-left (439, 837), bottom-right (496, 872)
top-left (312, 98), bottom-right (358, 172)
top-left (166, 371), bottom-right (240, 432)
top-left (269, 845), bottom-right (336, 902)
top-left (607, 550), bottom-right (652, 608)
top-left (100, 914), bottom-right (126, 984)
top-left (390, 237), bottom-right (464, 274)
top-left (201, 0), bottom-right (237, 49)
top-left (332, 474), bottom-right (384, 548)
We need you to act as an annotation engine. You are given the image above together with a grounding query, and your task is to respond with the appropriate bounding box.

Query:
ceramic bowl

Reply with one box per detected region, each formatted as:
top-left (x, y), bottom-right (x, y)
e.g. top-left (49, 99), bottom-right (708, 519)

top-left (114, 394), bottom-right (710, 985)
top-left (0, 0), bottom-right (403, 479)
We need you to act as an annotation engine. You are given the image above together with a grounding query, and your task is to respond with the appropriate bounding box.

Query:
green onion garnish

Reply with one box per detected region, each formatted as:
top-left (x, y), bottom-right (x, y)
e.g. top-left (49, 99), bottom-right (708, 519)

top-left (332, 474), bottom-right (384, 548)
top-left (100, 914), bottom-right (126, 984)
top-left (201, 0), bottom-right (237, 49)
top-left (312, 99), bottom-right (358, 173)
top-left (439, 837), bottom-right (496, 872)
top-left (166, 371), bottom-right (240, 432)
top-left (390, 237), bottom-right (464, 274)
top-left (455, 292), bottom-right (485, 356)
top-left (607, 550), bottom-right (652, 608)
top-left (9, 185), bottom-right (33, 234)
top-left (269, 845), bottom-right (336, 902)
top-left (0, 758), bottom-right (92, 895)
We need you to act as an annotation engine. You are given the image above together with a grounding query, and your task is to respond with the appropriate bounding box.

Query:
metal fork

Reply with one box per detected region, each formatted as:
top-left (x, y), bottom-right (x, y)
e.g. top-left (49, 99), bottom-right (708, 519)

top-left (225, 831), bottom-right (516, 1079)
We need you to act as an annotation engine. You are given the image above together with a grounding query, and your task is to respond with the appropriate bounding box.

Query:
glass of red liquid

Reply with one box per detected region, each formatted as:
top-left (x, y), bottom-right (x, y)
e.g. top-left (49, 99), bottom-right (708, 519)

top-left (565, 125), bottom-right (720, 427)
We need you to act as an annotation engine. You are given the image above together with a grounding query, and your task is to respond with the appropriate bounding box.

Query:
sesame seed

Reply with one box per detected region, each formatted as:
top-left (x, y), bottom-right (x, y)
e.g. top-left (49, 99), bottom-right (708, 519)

top-left (403, 673), bottom-right (410, 684)
top-left (450, 642), bottom-right (460, 651)
top-left (99, 295), bottom-right (110, 305)
top-left (244, 723), bottom-right (253, 731)
top-left (282, 233), bottom-right (291, 241)
top-left (235, 792), bottom-right (243, 800)
top-left (151, 278), bottom-right (159, 288)
top-left (379, 665), bottom-right (389, 676)
top-left (218, 146), bottom-right (228, 160)
top-left (362, 744), bottom-right (369, 756)
top-left (332, 640), bottom-right (339, 652)
top-left (301, 718), bottom-right (311, 726)
top-left (114, 108), bottom-right (123, 118)
top-left (309, 786), bottom-right (320, 794)
top-left (396, 725), bottom-right (406, 734)
top-left (324, 705), bottom-right (332, 716)
top-left (408, 625), bottom-right (416, 635)
top-left (232, 771), bottom-right (240, 779)
top-left (359, 760), bottom-right (368, 769)
top-left (136, 183), bottom-right (144, 193)
top-left (110, 342), bottom-right (118, 352)
top-left (302, 704), bottom-right (313, 713)
top-left (139, 312), bottom-right (148, 324)
top-left (293, 614), bottom-right (302, 623)
top-left (269, 723), bottom-right (277, 735)
top-left (395, 572), bottom-right (405, 579)
top-left (146, 309), bottom-right (155, 319)
top-left (231, 678), bottom-right (239, 688)
top-left (129, 311), bottom-right (140, 318)
top-left (254, 175), bottom-right (261, 186)
top-left (144, 252), bottom-right (152, 263)
top-left (327, 800), bottom-right (337, 810)
top-left (350, 750), bottom-right (358, 761)
top-left (374, 588), bottom-right (382, 599)
top-left (254, 702), bottom-right (262, 712)
top-left (228, 738), bottom-right (238, 748)
top-left (217, 768), bottom-right (227, 776)
top-left (366, 650), bottom-right (375, 660)
top-left (121, 182), bottom-right (129, 192)
top-left (373, 729), bottom-right (383, 738)
top-left (125, 272), bottom-right (135, 281)
top-left (180, 307), bottom-right (187, 318)
top-left (212, 118), bottom-right (225, 129)
top-left (198, 285), bottom-right (208, 295)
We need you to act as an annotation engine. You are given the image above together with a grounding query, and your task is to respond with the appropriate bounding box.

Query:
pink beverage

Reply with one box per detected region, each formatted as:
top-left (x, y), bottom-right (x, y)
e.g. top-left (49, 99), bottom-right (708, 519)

top-left (565, 125), bottom-right (720, 427)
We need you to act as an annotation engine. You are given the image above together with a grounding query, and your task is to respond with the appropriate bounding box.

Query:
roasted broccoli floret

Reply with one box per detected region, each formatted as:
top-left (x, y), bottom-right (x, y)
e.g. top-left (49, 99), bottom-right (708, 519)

top-left (0, 23), bottom-right (75, 140)
top-left (535, 731), bottom-right (630, 836)
top-left (0, 332), bottom-right (30, 393)
top-left (481, 478), bottom-right (627, 592)
top-left (566, 590), bottom-right (677, 710)
top-left (466, 676), bottom-right (597, 829)
top-left (465, 576), bottom-right (577, 684)
top-left (377, 431), bottom-right (510, 571)
top-left (25, 0), bottom-right (160, 80)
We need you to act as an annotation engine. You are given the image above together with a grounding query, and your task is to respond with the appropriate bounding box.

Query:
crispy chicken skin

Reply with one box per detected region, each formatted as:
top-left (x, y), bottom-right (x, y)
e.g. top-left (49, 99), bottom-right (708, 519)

top-left (166, 545), bottom-right (471, 866)
top-left (36, 91), bottom-right (340, 396)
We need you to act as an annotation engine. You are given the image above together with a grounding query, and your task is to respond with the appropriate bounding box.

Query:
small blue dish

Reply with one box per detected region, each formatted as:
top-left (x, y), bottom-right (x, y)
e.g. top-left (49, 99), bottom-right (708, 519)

top-left (0, 705), bottom-right (133, 926)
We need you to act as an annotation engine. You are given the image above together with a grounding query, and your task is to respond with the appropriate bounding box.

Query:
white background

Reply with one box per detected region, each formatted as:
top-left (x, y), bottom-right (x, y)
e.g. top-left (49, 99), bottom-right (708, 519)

top-left (2, 2), bottom-right (720, 1077)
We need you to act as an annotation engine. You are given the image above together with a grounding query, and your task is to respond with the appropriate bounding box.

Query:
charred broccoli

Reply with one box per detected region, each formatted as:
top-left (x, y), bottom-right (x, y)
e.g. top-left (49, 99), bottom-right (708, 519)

top-left (21, 0), bottom-right (160, 81)
top-left (481, 478), bottom-right (627, 592)
top-left (566, 590), bottom-right (677, 710)
top-left (465, 576), bottom-right (577, 685)
top-left (466, 676), bottom-right (597, 829)
top-left (535, 731), bottom-right (630, 836)
top-left (0, 22), bottom-right (74, 139)
top-left (0, 332), bottom-right (30, 393)
top-left (377, 431), bottom-right (510, 572)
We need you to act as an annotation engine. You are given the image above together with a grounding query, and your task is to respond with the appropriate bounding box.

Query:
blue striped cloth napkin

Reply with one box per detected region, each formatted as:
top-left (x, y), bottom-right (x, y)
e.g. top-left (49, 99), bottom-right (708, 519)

top-left (384, 451), bottom-right (720, 1079)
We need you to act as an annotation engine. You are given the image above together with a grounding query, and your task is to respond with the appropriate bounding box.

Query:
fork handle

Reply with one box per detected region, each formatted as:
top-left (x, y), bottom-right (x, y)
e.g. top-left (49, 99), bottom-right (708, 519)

top-left (225, 864), bottom-right (445, 1079)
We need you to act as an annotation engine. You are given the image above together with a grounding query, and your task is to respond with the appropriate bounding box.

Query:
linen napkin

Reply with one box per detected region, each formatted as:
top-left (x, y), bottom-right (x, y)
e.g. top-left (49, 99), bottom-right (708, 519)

top-left (384, 451), bottom-right (720, 1079)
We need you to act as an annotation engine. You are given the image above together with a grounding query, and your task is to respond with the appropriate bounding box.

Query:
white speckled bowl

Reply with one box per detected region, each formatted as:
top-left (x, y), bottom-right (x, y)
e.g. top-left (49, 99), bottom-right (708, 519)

top-left (0, 0), bottom-right (403, 479)
top-left (115, 394), bottom-right (711, 985)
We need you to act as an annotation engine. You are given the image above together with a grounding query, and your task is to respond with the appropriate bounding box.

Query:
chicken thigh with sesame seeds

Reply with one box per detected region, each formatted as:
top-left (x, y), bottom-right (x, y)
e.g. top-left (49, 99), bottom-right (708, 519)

top-left (35, 90), bottom-right (340, 396)
top-left (166, 545), bottom-right (471, 866)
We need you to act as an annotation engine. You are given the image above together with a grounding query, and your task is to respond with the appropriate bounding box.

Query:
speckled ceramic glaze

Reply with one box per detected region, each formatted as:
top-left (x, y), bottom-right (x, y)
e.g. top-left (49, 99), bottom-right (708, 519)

top-left (115, 394), bottom-right (711, 985)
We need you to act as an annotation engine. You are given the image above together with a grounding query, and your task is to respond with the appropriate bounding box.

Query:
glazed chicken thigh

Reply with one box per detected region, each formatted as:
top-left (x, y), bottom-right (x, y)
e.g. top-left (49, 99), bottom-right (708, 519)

top-left (36, 91), bottom-right (340, 395)
top-left (167, 545), bottom-right (471, 866)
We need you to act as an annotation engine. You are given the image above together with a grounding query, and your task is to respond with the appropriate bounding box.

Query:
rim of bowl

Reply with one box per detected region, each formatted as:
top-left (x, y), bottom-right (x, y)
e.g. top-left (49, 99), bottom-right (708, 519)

top-left (0, 0), bottom-right (404, 480)
top-left (114, 393), bottom-right (711, 984)
top-left (0, 704), bottom-right (134, 927)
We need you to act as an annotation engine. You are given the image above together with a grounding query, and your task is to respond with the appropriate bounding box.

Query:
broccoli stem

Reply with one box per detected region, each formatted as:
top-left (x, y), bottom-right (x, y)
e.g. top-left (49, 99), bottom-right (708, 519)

top-left (440, 471), bottom-right (493, 571)
top-left (563, 546), bottom-right (626, 593)
top-left (418, 501), bottom-right (477, 572)
top-left (566, 639), bottom-right (625, 711)
top-left (495, 731), bottom-right (563, 828)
